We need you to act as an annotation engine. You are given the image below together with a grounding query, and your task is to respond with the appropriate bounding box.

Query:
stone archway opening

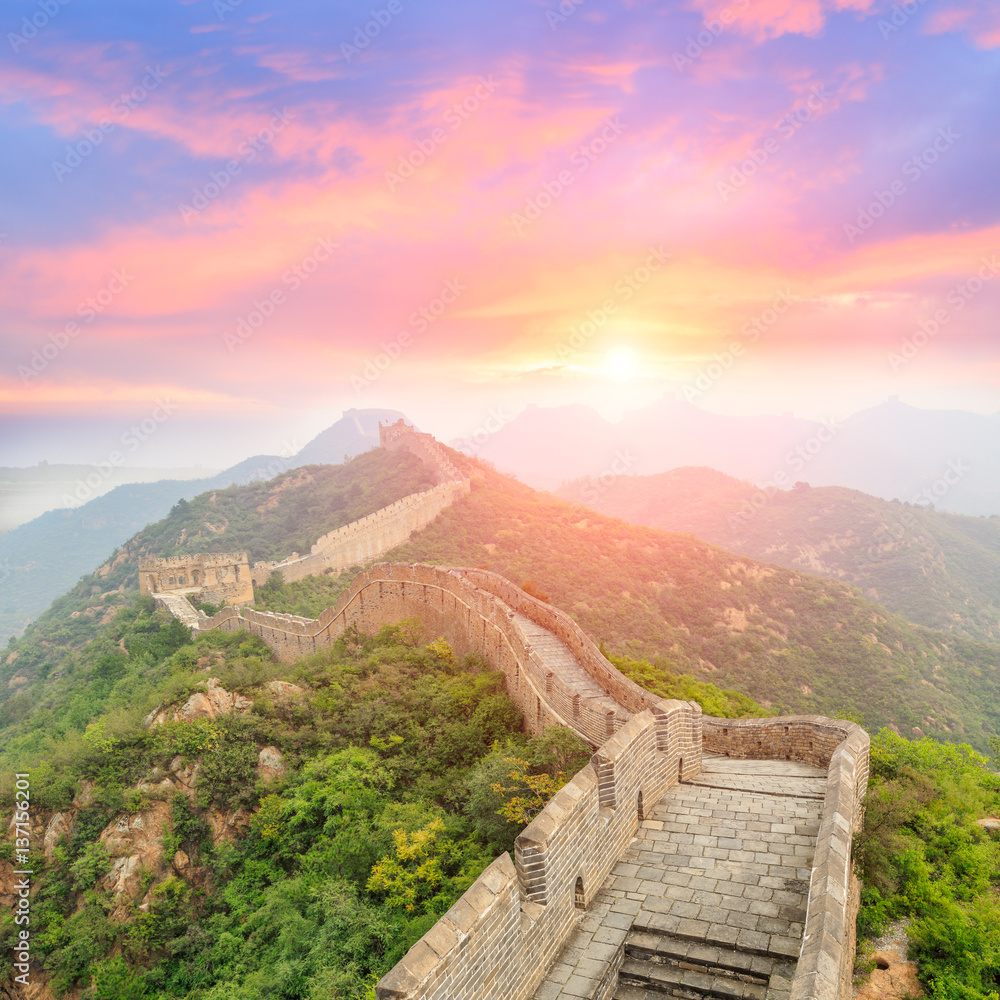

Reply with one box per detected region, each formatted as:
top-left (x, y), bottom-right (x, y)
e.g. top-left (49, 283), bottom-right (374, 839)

top-left (574, 877), bottom-right (585, 910)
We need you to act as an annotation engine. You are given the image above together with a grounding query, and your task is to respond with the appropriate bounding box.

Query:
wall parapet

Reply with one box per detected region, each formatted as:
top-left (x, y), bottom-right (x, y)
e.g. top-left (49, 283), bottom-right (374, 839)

top-left (376, 700), bottom-right (703, 1000)
top-left (379, 418), bottom-right (467, 485)
top-left (457, 568), bottom-right (660, 717)
top-left (157, 563), bottom-right (871, 1000)
top-left (250, 477), bottom-right (469, 586)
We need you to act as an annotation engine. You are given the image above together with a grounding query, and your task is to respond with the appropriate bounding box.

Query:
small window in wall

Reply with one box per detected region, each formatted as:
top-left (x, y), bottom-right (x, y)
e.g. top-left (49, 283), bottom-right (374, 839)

top-left (178, 576), bottom-right (186, 586)
top-left (678, 757), bottom-right (684, 782)
top-left (168, 577), bottom-right (175, 585)
top-left (574, 877), bottom-right (585, 910)
top-left (637, 791), bottom-right (644, 822)
top-left (192, 572), bottom-right (199, 583)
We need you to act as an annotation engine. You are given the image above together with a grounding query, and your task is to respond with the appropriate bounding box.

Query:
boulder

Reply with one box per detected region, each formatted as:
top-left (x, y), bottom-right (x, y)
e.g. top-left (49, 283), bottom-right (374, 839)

top-left (258, 746), bottom-right (286, 781)
top-left (145, 677), bottom-right (253, 726)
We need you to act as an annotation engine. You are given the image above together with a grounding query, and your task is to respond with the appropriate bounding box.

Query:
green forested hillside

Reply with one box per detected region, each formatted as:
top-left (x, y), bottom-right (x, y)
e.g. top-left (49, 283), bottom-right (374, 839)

top-left (0, 598), bottom-right (593, 999)
top-left (387, 456), bottom-right (1000, 749)
top-left (556, 467), bottom-right (1000, 643)
top-left (856, 730), bottom-right (1000, 1000)
top-left (8, 447), bottom-right (1000, 750)
top-left (6, 444), bottom-right (1000, 997)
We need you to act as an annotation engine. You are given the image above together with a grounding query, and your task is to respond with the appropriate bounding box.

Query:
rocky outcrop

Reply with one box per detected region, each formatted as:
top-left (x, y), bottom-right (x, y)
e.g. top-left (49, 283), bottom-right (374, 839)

top-left (42, 813), bottom-right (72, 859)
top-left (0, 860), bottom-right (20, 912)
top-left (208, 805), bottom-right (250, 843)
top-left (99, 800), bottom-right (172, 900)
top-left (267, 679), bottom-right (303, 700)
top-left (73, 780), bottom-right (97, 808)
top-left (144, 677), bottom-right (253, 726)
top-left (854, 923), bottom-right (924, 1000)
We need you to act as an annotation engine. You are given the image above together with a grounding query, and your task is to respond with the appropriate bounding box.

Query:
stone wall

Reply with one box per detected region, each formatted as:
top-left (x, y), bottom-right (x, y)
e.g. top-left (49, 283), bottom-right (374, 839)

top-left (140, 552), bottom-right (254, 606)
top-left (248, 420), bottom-right (470, 587)
top-left (163, 564), bottom-right (871, 1000)
top-left (379, 418), bottom-right (466, 486)
top-left (249, 482), bottom-right (469, 586)
top-left (151, 593), bottom-right (202, 630)
top-left (197, 563), bottom-right (638, 747)
top-left (376, 701), bottom-right (703, 1000)
top-left (702, 715), bottom-right (870, 1000)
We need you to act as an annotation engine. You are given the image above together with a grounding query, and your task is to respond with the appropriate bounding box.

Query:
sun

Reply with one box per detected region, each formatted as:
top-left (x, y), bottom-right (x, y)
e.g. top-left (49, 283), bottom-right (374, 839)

top-left (605, 346), bottom-right (639, 379)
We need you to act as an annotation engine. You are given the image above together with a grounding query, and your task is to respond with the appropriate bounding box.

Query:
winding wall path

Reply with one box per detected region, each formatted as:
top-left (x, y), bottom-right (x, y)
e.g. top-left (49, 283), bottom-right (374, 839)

top-left (154, 561), bottom-right (869, 1000)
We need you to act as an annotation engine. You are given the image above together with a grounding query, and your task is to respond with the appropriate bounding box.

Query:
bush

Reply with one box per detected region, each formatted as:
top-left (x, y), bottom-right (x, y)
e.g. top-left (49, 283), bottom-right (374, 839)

top-left (69, 843), bottom-right (112, 892)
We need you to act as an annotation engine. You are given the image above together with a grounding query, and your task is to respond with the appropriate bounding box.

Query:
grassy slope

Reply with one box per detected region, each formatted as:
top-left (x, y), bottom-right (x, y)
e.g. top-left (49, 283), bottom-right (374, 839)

top-left (387, 457), bottom-right (1000, 748)
top-left (0, 600), bottom-right (540, 999)
top-left (7, 446), bottom-right (1000, 749)
top-left (556, 468), bottom-right (1000, 642)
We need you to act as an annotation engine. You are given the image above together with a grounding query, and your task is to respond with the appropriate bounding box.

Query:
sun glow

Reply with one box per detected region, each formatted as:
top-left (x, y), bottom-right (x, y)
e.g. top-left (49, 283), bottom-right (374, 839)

top-left (605, 347), bottom-right (639, 379)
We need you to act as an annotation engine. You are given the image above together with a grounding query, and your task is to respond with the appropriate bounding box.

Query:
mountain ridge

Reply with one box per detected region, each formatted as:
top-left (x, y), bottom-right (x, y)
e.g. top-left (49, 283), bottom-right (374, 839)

top-left (0, 408), bottom-right (407, 642)
top-left (461, 397), bottom-right (1000, 516)
top-left (555, 466), bottom-right (1000, 643)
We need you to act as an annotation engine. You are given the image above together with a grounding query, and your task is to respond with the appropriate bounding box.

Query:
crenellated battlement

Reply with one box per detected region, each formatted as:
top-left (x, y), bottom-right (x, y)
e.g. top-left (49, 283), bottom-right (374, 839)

top-left (141, 423), bottom-right (867, 1000)
top-left (146, 422), bottom-right (471, 599)
top-left (250, 421), bottom-right (470, 585)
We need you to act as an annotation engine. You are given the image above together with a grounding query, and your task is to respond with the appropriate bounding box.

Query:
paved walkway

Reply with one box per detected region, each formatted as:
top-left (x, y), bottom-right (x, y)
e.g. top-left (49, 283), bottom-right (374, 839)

top-left (531, 757), bottom-right (826, 1000)
top-left (513, 612), bottom-right (609, 703)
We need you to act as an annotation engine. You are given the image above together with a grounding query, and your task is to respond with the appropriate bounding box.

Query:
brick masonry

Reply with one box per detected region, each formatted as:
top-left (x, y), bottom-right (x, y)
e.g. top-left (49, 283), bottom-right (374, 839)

top-left (250, 419), bottom-right (470, 586)
top-left (377, 703), bottom-right (704, 1000)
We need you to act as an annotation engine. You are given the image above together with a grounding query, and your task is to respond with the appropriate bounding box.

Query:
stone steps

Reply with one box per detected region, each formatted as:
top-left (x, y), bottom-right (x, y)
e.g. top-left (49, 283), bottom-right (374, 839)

top-left (626, 931), bottom-right (785, 982)
top-left (614, 929), bottom-right (796, 1000)
top-left (632, 913), bottom-right (802, 963)
top-left (616, 960), bottom-right (767, 1000)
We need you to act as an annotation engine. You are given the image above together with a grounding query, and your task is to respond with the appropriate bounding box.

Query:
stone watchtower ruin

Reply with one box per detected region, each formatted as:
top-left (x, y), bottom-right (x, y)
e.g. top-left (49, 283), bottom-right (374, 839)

top-left (138, 552), bottom-right (254, 607)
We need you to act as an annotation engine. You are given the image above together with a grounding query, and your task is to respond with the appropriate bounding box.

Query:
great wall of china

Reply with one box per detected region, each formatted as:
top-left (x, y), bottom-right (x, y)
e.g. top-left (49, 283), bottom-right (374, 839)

top-left (147, 422), bottom-right (870, 1000)
top-left (140, 420), bottom-right (470, 600)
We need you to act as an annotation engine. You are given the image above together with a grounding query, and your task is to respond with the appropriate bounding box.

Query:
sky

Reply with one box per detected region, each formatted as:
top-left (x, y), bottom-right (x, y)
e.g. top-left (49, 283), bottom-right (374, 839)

top-left (1, 0), bottom-right (999, 468)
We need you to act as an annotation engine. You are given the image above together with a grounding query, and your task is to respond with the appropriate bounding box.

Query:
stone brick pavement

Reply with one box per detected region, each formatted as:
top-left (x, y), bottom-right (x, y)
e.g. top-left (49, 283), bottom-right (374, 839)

top-left (530, 757), bottom-right (826, 1000)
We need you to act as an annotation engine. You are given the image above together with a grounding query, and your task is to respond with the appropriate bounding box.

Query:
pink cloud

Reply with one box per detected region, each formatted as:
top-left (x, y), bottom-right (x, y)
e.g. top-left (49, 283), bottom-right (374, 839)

top-left (689, 0), bottom-right (878, 40)
top-left (924, 4), bottom-right (1000, 49)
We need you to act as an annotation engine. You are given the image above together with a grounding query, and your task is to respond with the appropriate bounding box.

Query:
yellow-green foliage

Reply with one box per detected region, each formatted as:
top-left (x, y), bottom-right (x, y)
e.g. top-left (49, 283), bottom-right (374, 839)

top-left (0, 600), bottom-right (539, 1000)
top-left (856, 729), bottom-right (1000, 998)
top-left (490, 753), bottom-right (565, 825)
